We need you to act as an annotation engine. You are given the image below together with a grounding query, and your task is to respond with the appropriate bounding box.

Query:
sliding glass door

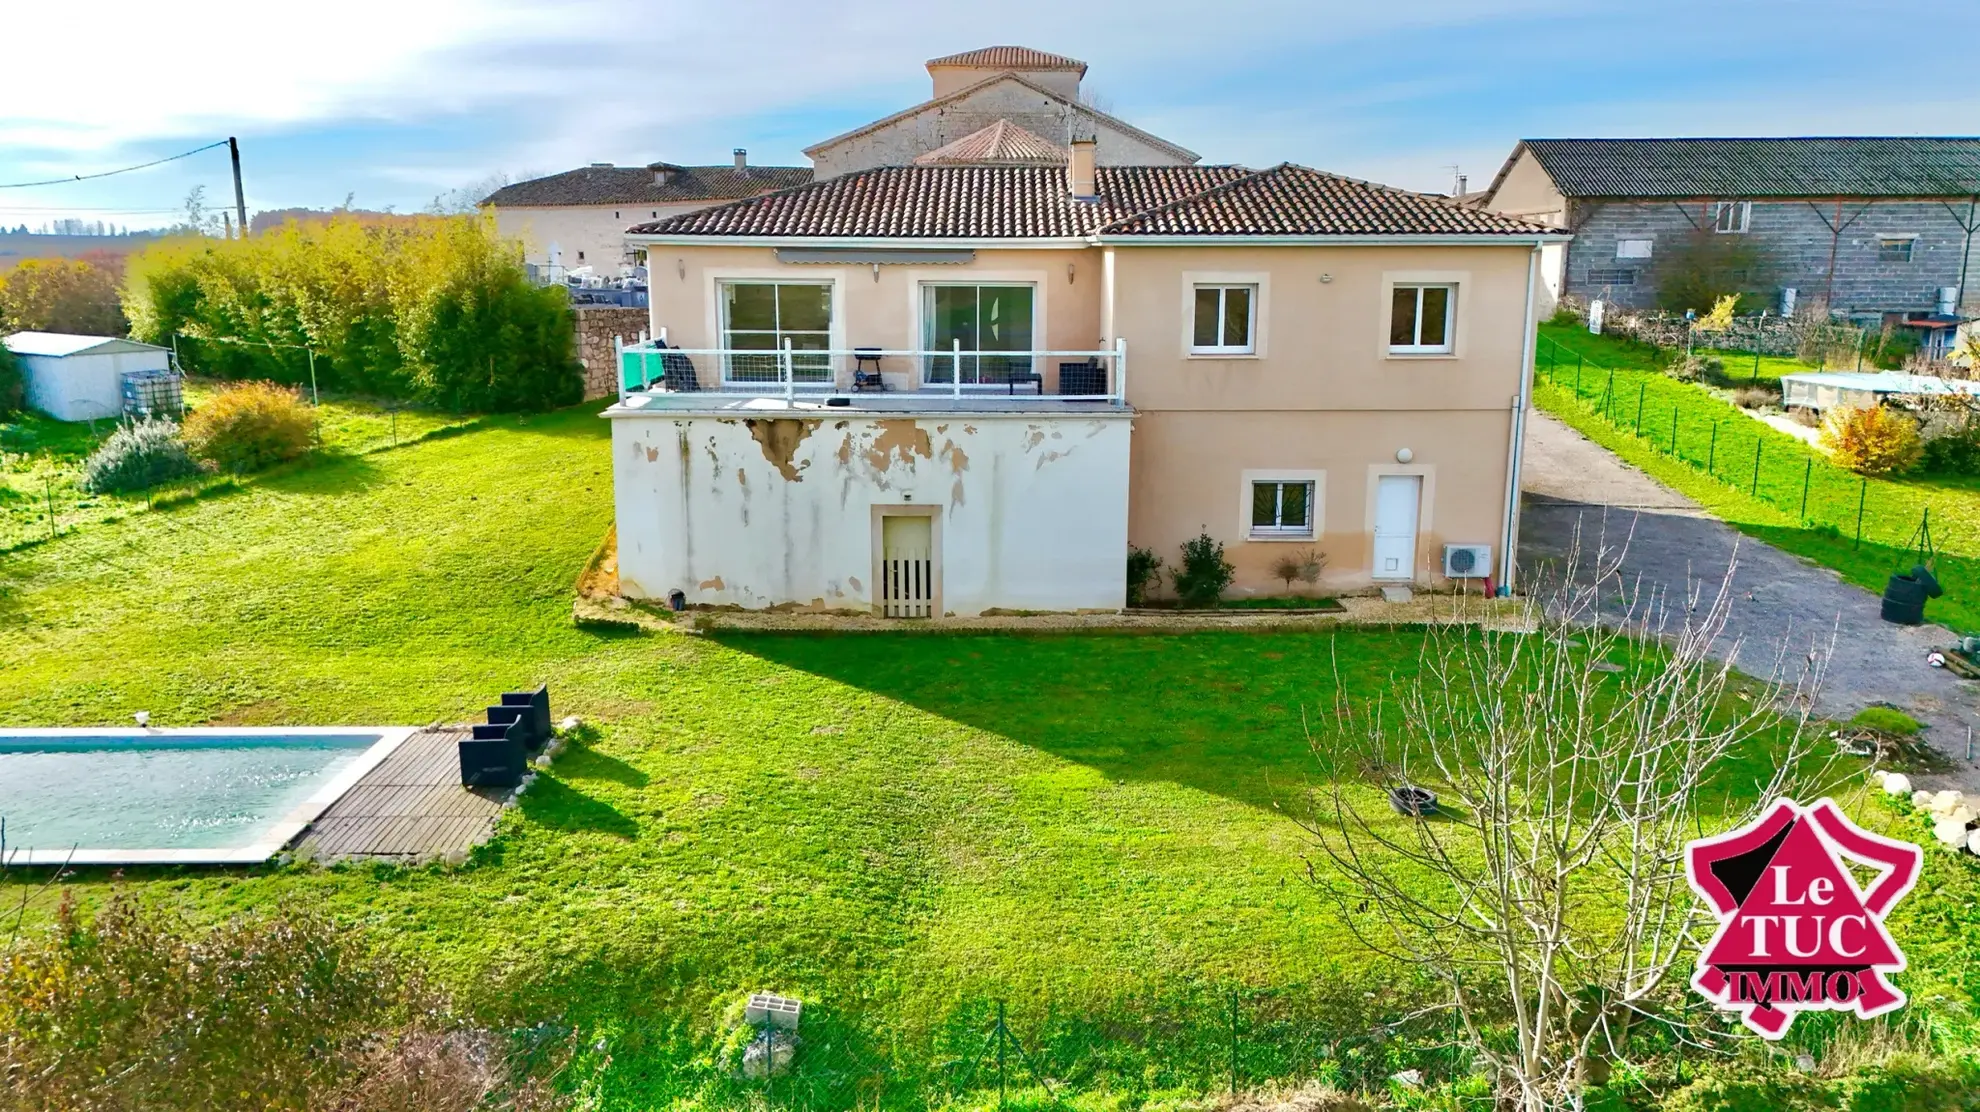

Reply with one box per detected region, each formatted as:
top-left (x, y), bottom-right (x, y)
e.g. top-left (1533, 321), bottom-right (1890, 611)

top-left (921, 284), bottom-right (1034, 386)
top-left (720, 281), bottom-right (832, 384)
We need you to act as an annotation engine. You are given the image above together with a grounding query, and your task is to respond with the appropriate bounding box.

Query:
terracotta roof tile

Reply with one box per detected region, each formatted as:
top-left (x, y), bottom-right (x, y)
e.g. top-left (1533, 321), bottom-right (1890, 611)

top-left (925, 46), bottom-right (1086, 74)
top-left (483, 164), bottom-right (812, 208)
top-left (1098, 165), bottom-right (1554, 236)
top-left (627, 165), bottom-right (1558, 240)
top-left (914, 121), bottom-right (1067, 166)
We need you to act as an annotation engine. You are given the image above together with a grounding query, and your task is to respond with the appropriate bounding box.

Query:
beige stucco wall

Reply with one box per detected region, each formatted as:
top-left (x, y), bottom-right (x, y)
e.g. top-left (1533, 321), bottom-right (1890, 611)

top-left (1484, 149), bottom-right (1568, 224)
top-left (493, 201), bottom-right (711, 269)
top-left (807, 79), bottom-right (1191, 178)
top-left (644, 243), bottom-right (1106, 389)
top-left (929, 64), bottom-right (1081, 101)
top-left (1107, 243), bottom-right (1537, 594)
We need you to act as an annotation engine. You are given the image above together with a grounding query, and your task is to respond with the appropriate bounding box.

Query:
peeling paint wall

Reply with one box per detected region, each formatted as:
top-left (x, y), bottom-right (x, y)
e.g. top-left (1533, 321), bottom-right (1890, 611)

top-left (611, 411), bottom-right (1132, 614)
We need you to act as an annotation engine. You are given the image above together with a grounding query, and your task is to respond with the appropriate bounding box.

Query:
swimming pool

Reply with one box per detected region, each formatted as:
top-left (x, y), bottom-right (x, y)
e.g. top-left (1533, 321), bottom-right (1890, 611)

top-left (0, 727), bottom-right (416, 865)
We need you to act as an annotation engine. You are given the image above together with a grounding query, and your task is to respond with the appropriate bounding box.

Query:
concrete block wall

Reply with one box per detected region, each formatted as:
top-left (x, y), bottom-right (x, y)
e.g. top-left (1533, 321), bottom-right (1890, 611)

top-left (573, 306), bottom-right (649, 399)
top-left (1564, 198), bottom-right (1980, 316)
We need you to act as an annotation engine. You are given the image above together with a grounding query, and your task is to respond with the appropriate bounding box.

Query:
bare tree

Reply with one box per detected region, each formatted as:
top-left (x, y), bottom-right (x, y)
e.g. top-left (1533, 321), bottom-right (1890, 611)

top-left (1300, 534), bottom-right (1834, 1111)
top-left (429, 171), bottom-right (522, 216)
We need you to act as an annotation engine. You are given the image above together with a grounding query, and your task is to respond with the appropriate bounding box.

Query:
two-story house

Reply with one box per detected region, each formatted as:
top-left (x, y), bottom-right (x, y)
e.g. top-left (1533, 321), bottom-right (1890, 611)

top-left (603, 142), bottom-right (1564, 616)
top-left (1478, 137), bottom-right (1980, 333)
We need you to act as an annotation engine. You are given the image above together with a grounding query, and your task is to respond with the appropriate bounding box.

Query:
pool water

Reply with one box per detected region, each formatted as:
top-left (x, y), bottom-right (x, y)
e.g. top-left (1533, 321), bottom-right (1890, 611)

top-left (0, 732), bottom-right (383, 855)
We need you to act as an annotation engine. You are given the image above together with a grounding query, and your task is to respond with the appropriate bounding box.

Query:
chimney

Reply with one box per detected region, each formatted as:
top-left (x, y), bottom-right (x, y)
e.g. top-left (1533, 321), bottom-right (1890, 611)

top-left (1456, 174), bottom-right (1468, 198)
top-left (733, 148), bottom-right (748, 170)
top-left (1068, 138), bottom-right (1096, 200)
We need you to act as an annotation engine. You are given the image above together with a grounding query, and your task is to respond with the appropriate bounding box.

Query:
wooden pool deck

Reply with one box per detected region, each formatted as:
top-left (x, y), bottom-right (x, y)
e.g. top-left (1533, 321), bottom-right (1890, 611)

top-left (290, 726), bottom-right (513, 863)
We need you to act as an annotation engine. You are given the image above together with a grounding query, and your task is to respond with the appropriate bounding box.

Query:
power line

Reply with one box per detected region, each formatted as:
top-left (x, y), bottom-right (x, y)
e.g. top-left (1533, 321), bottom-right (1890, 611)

top-left (0, 140), bottom-right (228, 190)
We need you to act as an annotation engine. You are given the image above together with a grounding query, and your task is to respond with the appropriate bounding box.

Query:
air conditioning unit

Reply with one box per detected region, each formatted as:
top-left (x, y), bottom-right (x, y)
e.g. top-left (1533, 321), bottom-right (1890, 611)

top-left (1443, 544), bottom-right (1492, 579)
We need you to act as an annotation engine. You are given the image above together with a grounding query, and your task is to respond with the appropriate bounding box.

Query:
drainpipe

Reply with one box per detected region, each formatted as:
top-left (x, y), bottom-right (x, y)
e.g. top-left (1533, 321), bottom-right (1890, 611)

top-left (1499, 245), bottom-right (1541, 592)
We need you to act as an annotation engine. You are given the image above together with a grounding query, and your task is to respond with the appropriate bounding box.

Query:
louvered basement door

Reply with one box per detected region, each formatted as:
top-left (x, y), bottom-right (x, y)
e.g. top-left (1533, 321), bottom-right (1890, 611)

top-left (881, 515), bottom-right (934, 618)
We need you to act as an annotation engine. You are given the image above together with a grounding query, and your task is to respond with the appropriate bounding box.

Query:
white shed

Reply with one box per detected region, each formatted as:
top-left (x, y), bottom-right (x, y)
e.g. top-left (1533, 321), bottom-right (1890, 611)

top-left (1781, 370), bottom-right (1980, 414)
top-left (3, 332), bottom-right (171, 421)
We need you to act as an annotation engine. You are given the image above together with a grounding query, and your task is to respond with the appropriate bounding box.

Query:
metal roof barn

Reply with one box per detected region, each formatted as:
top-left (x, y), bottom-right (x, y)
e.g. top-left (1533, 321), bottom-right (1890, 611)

top-left (2, 331), bottom-right (170, 421)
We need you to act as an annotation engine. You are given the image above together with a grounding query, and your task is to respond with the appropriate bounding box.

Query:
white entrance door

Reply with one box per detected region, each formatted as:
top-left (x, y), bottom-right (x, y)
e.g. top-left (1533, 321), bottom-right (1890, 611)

top-left (881, 515), bottom-right (935, 618)
top-left (1372, 475), bottom-right (1421, 581)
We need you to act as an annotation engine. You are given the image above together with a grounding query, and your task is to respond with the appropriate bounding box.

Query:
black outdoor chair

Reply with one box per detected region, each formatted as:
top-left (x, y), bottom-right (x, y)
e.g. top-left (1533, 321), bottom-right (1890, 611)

top-left (649, 341), bottom-right (700, 392)
top-left (497, 684), bottom-right (552, 750)
top-left (988, 361), bottom-right (1043, 395)
top-left (459, 717), bottom-right (528, 788)
top-left (1056, 359), bottom-right (1107, 397)
top-left (852, 348), bottom-right (888, 392)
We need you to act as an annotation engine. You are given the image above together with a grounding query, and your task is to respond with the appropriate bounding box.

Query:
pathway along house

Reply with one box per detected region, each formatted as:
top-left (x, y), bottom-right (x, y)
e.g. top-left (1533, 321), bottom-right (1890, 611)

top-left (606, 155), bottom-right (1564, 615)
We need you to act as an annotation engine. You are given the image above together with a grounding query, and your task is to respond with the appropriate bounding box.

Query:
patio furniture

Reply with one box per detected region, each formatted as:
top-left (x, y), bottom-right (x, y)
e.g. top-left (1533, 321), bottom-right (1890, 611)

top-left (655, 341), bottom-right (701, 392)
top-left (499, 684), bottom-right (552, 750)
top-left (459, 718), bottom-right (528, 787)
top-left (1056, 359), bottom-right (1107, 397)
top-left (989, 364), bottom-right (1043, 395)
top-left (852, 348), bottom-right (888, 392)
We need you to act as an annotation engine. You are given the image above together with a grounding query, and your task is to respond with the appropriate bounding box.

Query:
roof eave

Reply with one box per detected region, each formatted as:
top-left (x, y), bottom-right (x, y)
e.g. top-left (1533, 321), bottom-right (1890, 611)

top-left (626, 233), bottom-right (1096, 249)
top-left (1094, 232), bottom-right (1573, 246)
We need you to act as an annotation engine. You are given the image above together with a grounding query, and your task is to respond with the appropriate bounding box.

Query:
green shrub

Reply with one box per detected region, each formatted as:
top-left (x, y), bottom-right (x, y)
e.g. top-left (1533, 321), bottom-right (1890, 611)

top-left (1669, 353), bottom-right (1726, 384)
top-left (1820, 405), bottom-right (1923, 476)
top-left (1732, 384), bottom-right (1781, 410)
top-left (1924, 428), bottom-right (1980, 475)
top-left (79, 417), bottom-right (204, 493)
top-left (183, 380), bottom-right (317, 472)
top-left (1125, 545), bottom-right (1163, 607)
top-left (1172, 532), bottom-right (1234, 607)
top-left (0, 338), bottom-right (22, 415)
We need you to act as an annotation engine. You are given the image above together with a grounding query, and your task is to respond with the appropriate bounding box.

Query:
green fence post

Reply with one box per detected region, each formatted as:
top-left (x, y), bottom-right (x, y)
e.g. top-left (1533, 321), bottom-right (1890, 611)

top-left (1751, 440), bottom-right (1763, 496)
top-left (1800, 458), bottom-right (1812, 522)
top-left (997, 1000), bottom-right (1007, 1112)
top-left (1635, 381), bottom-right (1647, 433)
top-left (1855, 479), bottom-right (1867, 549)
top-left (1670, 407), bottom-right (1679, 454)
top-left (1752, 348), bottom-right (1762, 384)
top-left (1230, 990), bottom-right (1240, 1098)
top-left (1708, 421), bottom-right (1718, 474)
top-left (44, 475), bottom-right (56, 541)
top-left (1575, 354), bottom-right (1583, 396)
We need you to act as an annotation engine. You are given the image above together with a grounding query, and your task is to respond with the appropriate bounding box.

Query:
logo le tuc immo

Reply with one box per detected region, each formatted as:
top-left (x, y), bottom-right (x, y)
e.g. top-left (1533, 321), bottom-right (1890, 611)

top-left (1685, 798), bottom-right (1922, 1038)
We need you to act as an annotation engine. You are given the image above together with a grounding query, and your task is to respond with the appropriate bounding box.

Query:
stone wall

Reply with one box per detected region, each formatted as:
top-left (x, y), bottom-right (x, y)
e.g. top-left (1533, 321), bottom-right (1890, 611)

top-left (573, 306), bottom-right (649, 399)
top-left (1563, 198), bottom-right (1980, 317)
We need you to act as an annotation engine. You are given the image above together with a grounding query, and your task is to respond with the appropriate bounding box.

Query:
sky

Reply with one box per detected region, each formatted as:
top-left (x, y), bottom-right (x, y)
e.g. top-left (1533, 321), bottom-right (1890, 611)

top-left (3, 0), bottom-right (1976, 232)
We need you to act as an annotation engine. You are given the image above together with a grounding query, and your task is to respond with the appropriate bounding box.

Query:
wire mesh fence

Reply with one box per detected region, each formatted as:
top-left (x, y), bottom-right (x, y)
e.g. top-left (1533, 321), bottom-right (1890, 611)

top-left (1535, 333), bottom-right (1945, 561)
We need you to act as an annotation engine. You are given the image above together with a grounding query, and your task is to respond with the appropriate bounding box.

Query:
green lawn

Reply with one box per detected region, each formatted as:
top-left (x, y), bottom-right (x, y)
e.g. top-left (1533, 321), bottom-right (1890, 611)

top-left (1535, 322), bottom-right (1980, 633)
top-left (0, 395), bottom-right (1959, 1107)
top-left (0, 379), bottom-right (466, 552)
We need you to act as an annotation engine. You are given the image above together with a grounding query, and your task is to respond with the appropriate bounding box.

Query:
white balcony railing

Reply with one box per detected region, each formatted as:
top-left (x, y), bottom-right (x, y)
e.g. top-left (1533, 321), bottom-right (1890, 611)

top-left (616, 335), bottom-right (1128, 404)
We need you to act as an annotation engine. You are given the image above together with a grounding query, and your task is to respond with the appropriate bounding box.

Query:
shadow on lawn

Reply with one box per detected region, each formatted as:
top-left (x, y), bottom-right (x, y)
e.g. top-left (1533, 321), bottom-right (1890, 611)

top-left (714, 630), bottom-right (1423, 812)
top-left (516, 774), bottom-right (640, 839)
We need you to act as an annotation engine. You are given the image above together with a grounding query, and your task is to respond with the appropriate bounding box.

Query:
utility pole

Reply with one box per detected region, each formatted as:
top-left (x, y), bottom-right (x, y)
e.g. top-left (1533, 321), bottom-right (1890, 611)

top-left (228, 136), bottom-right (248, 239)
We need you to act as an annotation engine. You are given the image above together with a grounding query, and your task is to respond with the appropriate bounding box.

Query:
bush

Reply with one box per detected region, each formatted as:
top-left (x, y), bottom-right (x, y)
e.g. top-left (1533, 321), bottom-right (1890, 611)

top-left (124, 214), bottom-right (582, 411)
top-left (1731, 384), bottom-right (1780, 410)
top-left (1669, 353), bottom-right (1726, 384)
top-left (0, 893), bottom-right (570, 1112)
top-left (1271, 546), bottom-right (1326, 593)
top-left (1172, 531), bottom-right (1234, 607)
top-left (183, 380), bottom-right (317, 472)
top-left (0, 255), bottom-right (127, 335)
top-left (79, 417), bottom-right (204, 493)
top-left (1125, 545), bottom-right (1163, 607)
top-left (1923, 428), bottom-right (1980, 475)
top-left (0, 337), bottom-right (23, 415)
top-left (1820, 404), bottom-right (1923, 476)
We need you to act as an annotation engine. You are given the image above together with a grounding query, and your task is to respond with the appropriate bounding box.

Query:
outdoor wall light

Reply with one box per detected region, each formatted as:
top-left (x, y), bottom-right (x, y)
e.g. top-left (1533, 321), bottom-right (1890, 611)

top-left (1396, 447), bottom-right (1414, 463)
top-left (1319, 273), bottom-right (1333, 283)
top-left (1068, 262), bottom-right (1076, 284)
top-left (677, 258), bottom-right (686, 280)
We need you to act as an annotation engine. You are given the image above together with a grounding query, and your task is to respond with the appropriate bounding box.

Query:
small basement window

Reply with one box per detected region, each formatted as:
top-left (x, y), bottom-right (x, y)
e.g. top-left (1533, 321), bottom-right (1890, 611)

top-left (1587, 268), bottom-right (1637, 285)
top-left (1389, 284), bottom-right (1455, 354)
top-left (1250, 480), bottom-right (1315, 538)
top-left (1192, 284), bottom-right (1255, 353)
top-left (1878, 236), bottom-right (1916, 263)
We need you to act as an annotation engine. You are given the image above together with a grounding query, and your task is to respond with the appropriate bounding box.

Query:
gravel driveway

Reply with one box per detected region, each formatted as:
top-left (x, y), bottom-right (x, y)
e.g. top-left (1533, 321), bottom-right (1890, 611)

top-left (1517, 412), bottom-right (1980, 790)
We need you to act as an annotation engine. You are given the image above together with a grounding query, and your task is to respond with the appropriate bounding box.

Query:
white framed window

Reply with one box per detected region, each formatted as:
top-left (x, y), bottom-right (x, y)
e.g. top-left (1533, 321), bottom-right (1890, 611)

top-left (1388, 284), bottom-right (1456, 354)
top-left (1712, 201), bottom-right (1751, 234)
top-left (1616, 238), bottom-right (1654, 259)
top-left (1877, 236), bottom-right (1916, 263)
top-left (1240, 469), bottom-right (1325, 540)
top-left (1191, 284), bottom-right (1256, 354)
top-left (719, 280), bottom-right (833, 384)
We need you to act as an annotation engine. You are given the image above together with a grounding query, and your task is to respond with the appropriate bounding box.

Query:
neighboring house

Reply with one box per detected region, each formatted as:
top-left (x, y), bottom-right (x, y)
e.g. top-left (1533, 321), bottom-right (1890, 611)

top-left (483, 154), bottom-right (812, 273)
top-left (805, 46), bottom-right (1199, 179)
top-left (3, 331), bottom-right (169, 421)
top-left (606, 144), bottom-right (1563, 616)
top-left (1478, 137), bottom-right (1980, 326)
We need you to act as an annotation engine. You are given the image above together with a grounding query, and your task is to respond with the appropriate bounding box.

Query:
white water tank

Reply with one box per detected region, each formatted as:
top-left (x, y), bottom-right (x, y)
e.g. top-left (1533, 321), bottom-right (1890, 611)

top-left (1939, 287), bottom-right (1959, 316)
top-left (1781, 287), bottom-right (1797, 316)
